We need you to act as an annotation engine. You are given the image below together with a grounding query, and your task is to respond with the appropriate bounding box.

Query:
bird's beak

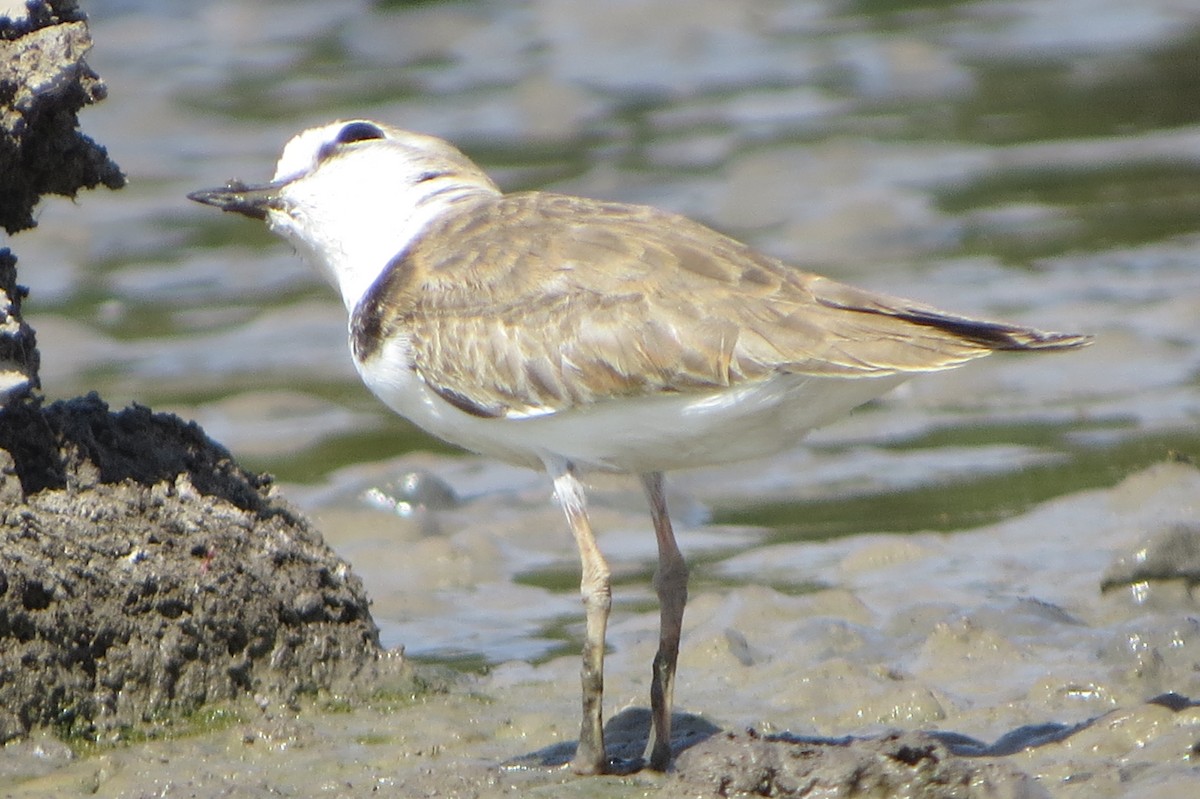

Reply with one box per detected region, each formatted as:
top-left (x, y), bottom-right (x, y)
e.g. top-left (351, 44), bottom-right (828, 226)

top-left (187, 179), bottom-right (285, 220)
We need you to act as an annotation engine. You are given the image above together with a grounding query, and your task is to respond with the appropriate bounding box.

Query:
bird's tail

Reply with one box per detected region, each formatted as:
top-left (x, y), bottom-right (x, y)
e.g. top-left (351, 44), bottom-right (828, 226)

top-left (881, 308), bottom-right (1093, 352)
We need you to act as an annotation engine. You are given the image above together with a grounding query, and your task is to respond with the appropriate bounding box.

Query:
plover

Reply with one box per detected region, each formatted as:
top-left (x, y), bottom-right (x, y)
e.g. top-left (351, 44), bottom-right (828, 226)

top-left (189, 120), bottom-right (1090, 774)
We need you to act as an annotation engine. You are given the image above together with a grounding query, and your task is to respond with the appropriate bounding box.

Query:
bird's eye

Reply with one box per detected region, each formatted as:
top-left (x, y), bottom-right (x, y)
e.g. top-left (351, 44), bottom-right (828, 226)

top-left (316, 122), bottom-right (386, 164)
top-left (335, 121), bottom-right (385, 144)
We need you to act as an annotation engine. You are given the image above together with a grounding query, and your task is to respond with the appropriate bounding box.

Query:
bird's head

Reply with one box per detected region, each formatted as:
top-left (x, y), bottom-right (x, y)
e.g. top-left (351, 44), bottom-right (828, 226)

top-left (189, 119), bottom-right (499, 310)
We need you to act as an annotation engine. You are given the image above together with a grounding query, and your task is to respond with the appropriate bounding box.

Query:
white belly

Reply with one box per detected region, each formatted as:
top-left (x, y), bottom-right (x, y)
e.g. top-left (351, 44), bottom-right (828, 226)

top-left (356, 335), bottom-right (909, 473)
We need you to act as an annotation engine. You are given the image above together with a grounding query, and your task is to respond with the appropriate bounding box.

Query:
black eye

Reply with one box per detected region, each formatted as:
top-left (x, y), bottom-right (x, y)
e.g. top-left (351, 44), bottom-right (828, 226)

top-left (317, 122), bottom-right (386, 163)
top-left (335, 121), bottom-right (384, 144)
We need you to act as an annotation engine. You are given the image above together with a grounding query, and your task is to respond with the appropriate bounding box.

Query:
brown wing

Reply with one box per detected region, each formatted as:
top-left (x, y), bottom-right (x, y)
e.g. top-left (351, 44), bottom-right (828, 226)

top-left (358, 192), bottom-right (1089, 418)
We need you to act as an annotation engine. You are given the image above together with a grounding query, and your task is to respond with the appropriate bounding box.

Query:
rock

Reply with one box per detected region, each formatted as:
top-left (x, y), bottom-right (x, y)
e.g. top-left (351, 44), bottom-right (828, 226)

top-left (0, 2), bottom-right (389, 748)
top-left (0, 249), bottom-right (40, 404)
top-left (0, 0), bottom-right (125, 234)
top-left (0, 394), bottom-right (383, 743)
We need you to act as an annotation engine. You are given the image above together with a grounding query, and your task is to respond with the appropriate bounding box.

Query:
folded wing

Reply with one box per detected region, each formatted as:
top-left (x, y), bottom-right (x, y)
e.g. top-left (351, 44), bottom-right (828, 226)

top-left (363, 193), bottom-right (1089, 418)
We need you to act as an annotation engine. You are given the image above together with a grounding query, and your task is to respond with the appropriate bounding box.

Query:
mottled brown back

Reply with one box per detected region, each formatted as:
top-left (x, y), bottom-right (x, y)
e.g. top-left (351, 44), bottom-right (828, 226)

top-left (351, 193), bottom-right (1089, 418)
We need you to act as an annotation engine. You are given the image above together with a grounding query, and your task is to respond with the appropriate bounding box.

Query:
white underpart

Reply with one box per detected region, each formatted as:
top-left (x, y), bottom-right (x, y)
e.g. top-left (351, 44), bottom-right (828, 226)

top-left (357, 333), bottom-right (908, 473)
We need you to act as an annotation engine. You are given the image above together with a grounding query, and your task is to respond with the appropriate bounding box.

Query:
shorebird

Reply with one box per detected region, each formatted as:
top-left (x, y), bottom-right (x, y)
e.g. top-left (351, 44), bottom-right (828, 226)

top-left (189, 120), bottom-right (1090, 774)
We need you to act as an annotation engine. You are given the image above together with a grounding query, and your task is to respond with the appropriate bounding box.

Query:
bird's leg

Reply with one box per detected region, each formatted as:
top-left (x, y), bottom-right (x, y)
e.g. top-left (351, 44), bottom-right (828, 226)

top-left (640, 471), bottom-right (688, 771)
top-left (550, 464), bottom-right (611, 775)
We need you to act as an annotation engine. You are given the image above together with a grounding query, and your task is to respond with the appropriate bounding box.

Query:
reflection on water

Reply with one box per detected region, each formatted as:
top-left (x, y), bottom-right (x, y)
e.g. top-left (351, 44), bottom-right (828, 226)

top-left (936, 160), bottom-right (1200, 263)
top-left (717, 426), bottom-right (1200, 539)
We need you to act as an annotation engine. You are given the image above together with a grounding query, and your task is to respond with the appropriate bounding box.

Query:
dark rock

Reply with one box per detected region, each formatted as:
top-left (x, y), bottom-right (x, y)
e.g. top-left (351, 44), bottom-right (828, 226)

top-left (0, 250), bottom-right (39, 403)
top-left (0, 394), bottom-right (383, 744)
top-left (0, 0), bottom-right (125, 234)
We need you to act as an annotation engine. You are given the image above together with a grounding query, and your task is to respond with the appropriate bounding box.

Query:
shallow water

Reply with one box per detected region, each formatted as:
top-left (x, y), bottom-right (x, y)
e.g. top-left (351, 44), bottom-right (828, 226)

top-left (7, 0), bottom-right (1200, 795)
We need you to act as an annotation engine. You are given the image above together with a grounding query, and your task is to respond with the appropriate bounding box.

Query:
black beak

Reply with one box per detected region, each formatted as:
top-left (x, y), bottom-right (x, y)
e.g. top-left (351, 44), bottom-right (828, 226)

top-left (187, 179), bottom-right (284, 220)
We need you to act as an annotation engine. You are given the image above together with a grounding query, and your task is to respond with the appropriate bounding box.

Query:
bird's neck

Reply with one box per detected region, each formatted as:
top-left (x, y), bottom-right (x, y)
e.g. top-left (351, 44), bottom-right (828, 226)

top-left (287, 179), bottom-right (500, 313)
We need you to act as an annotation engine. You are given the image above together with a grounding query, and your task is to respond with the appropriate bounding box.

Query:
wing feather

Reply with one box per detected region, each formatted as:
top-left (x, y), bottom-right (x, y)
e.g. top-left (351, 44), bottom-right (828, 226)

top-left (356, 192), bottom-right (1089, 418)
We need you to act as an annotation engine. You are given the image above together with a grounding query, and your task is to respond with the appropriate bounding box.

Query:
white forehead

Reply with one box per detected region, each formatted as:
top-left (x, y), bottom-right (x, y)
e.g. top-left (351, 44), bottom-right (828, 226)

top-left (272, 122), bottom-right (346, 182)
